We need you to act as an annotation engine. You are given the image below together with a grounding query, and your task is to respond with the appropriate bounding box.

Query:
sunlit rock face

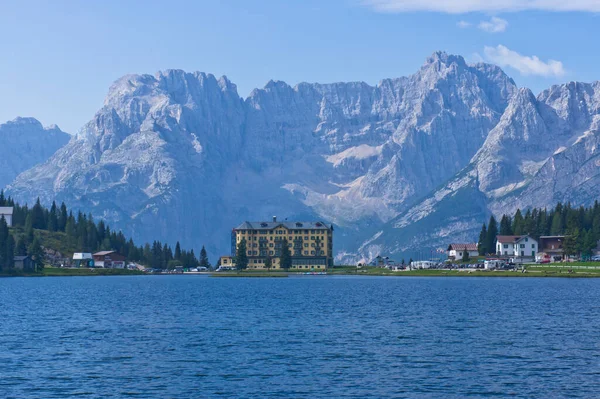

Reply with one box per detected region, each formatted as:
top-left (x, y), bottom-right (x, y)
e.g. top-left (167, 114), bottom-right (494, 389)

top-left (13, 53), bottom-right (599, 262)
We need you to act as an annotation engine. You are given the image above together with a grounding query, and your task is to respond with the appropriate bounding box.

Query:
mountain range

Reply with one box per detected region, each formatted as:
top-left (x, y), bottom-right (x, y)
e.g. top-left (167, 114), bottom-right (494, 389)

top-left (0, 117), bottom-right (69, 189)
top-left (5, 52), bottom-right (600, 262)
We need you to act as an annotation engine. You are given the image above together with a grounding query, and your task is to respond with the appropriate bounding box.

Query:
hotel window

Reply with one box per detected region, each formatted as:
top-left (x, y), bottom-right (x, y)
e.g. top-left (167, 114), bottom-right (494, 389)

top-left (269, 243), bottom-right (274, 247)
top-left (532, 244), bottom-right (535, 248)
top-left (311, 251), bottom-right (315, 255)
top-left (304, 244), bottom-right (308, 247)
top-left (525, 238), bottom-right (528, 242)
top-left (520, 244), bottom-right (525, 248)
top-left (304, 236), bottom-right (309, 240)
top-left (503, 244), bottom-right (508, 249)
top-left (269, 251), bottom-right (274, 255)
top-left (304, 251), bottom-right (308, 255)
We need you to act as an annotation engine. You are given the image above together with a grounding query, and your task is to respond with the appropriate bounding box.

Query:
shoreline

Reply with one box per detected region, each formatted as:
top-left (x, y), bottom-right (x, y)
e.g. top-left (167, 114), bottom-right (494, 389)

top-left (3, 267), bottom-right (600, 278)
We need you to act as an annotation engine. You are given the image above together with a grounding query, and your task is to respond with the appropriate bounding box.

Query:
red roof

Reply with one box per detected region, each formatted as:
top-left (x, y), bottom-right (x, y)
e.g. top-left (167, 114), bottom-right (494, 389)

top-left (447, 243), bottom-right (478, 251)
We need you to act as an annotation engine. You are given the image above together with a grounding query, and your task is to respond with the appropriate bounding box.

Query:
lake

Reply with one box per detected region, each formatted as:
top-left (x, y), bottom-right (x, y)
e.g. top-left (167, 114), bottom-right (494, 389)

top-left (1, 275), bottom-right (600, 398)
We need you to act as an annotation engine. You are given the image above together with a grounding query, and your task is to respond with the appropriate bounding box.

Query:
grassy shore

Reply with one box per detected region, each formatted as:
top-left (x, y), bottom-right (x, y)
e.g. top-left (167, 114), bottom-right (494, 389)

top-left (4, 266), bottom-right (600, 278)
top-left (0, 267), bottom-right (144, 277)
top-left (208, 266), bottom-right (600, 278)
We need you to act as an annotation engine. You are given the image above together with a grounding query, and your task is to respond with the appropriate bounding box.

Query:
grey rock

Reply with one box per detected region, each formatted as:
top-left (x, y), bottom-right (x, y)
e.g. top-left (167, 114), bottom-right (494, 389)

top-left (0, 117), bottom-right (70, 189)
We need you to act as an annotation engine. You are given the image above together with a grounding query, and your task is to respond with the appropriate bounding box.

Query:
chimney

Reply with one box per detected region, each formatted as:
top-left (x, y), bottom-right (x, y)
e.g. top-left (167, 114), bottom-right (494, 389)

top-left (273, 216), bottom-right (277, 222)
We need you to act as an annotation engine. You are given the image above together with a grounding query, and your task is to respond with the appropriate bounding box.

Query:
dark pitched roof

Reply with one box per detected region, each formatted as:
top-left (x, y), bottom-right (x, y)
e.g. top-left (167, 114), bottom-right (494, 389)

top-left (447, 243), bottom-right (478, 251)
top-left (235, 221), bottom-right (332, 231)
top-left (14, 256), bottom-right (29, 261)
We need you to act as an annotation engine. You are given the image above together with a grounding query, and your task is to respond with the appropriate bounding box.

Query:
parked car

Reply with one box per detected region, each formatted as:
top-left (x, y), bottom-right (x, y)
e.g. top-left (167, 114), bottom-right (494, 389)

top-left (591, 255), bottom-right (600, 261)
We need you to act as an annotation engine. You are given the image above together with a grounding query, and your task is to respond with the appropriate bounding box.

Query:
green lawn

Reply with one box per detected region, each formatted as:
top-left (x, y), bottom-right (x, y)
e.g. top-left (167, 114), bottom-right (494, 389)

top-left (41, 267), bottom-right (144, 276)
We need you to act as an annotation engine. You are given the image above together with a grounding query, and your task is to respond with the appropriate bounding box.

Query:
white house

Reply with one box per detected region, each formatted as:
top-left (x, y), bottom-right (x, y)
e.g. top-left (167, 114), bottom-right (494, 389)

top-left (496, 235), bottom-right (538, 258)
top-left (447, 243), bottom-right (478, 260)
top-left (0, 207), bottom-right (13, 227)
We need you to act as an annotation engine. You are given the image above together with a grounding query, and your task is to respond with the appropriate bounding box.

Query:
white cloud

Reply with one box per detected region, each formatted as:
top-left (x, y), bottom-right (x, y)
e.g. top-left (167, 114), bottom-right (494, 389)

top-left (363, 0), bottom-right (600, 13)
top-left (469, 52), bottom-right (485, 63)
top-left (483, 45), bottom-right (566, 77)
top-left (478, 17), bottom-right (508, 33)
top-left (457, 20), bottom-right (471, 28)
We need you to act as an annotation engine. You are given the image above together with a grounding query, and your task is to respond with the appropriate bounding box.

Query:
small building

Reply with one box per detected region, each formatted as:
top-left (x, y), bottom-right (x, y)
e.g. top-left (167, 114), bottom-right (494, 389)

top-left (371, 255), bottom-right (395, 267)
top-left (14, 255), bottom-right (34, 271)
top-left (411, 261), bottom-right (436, 269)
top-left (92, 251), bottom-right (126, 268)
top-left (447, 243), bottom-right (478, 260)
top-left (219, 256), bottom-right (236, 268)
top-left (0, 207), bottom-right (13, 227)
top-left (496, 235), bottom-right (538, 258)
top-left (538, 236), bottom-right (565, 262)
top-left (73, 252), bottom-right (94, 268)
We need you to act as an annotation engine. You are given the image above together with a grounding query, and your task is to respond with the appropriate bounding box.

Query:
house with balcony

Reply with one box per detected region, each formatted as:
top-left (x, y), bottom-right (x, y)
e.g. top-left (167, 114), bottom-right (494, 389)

top-left (496, 235), bottom-right (538, 258)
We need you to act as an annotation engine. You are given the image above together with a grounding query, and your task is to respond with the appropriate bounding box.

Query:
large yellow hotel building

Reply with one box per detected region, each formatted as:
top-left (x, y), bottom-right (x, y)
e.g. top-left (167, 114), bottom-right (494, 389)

top-left (220, 217), bottom-right (334, 270)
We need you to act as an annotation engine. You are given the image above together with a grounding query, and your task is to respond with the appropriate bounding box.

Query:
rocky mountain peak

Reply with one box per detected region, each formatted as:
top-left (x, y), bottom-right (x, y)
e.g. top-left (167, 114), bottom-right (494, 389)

top-left (10, 52), bottom-right (599, 263)
top-left (0, 118), bottom-right (70, 189)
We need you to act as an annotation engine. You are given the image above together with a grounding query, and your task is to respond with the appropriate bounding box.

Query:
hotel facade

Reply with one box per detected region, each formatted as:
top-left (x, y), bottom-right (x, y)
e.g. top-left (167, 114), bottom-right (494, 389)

top-left (220, 217), bottom-right (334, 270)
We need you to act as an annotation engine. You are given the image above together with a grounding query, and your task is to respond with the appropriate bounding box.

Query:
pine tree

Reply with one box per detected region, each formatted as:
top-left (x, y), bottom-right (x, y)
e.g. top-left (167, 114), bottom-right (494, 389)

top-left (31, 198), bottom-right (46, 230)
top-left (24, 213), bottom-right (34, 245)
top-left (563, 228), bottom-right (580, 259)
top-left (15, 238), bottom-right (27, 256)
top-left (58, 203), bottom-right (68, 231)
top-left (236, 238), bottom-right (248, 271)
top-left (199, 245), bottom-right (210, 268)
top-left (4, 235), bottom-right (15, 270)
top-left (0, 216), bottom-right (8, 270)
top-left (27, 237), bottom-right (44, 271)
top-left (499, 215), bottom-right (513, 235)
top-left (550, 212), bottom-right (563, 235)
top-left (582, 230), bottom-right (596, 258)
top-left (280, 238), bottom-right (292, 270)
top-left (264, 255), bottom-right (272, 272)
top-left (65, 216), bottom-right (76, 247)
top-left (486, 216), bottom-right (498, 255)
top-left (478, 223), bottom-right (488, 255)
top-left (512, 209), bottom-right (524, 235)
top-left (175, 241), bottom-right (182, 261)
top-left (47, 201), bottom-right (58, 232)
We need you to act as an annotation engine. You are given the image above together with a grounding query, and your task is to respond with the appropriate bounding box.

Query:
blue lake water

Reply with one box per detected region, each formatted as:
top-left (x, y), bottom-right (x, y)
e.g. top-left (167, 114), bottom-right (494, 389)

top-left (1, 275), bottom-right (600, 398)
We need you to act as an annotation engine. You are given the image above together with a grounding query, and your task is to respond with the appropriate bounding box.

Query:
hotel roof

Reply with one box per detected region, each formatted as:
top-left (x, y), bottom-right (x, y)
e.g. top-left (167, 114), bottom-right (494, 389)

top-left (235, 221), bottom-right (332, 231)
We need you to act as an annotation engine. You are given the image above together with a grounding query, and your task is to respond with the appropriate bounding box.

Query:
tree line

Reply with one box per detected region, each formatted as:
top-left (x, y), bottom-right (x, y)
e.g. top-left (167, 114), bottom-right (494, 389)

top-left (477, 201), bottom-right (600, 258)
top-left (0, 191), bottom-right (211, 271)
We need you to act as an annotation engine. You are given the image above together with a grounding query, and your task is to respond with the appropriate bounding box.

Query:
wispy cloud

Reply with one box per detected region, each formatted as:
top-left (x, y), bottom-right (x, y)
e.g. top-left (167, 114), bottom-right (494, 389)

top-left (456, 20), bottom-right (471, 28)
top-left (478, 17), bottom-right (508, 33)
top-left (483, 45), bottom-right (565, 77)
top-left (364, 0), bottom-right (600, 13)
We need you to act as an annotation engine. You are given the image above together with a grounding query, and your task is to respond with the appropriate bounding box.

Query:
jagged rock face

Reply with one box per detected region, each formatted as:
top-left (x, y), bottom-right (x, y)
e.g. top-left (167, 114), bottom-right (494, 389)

top-left (12, 52), bottom-right (600, 263)
top-left (357, 81), bottom-right (600, 262)
top-left (0, 117), bottom-right (70, 189)
top-left (8, 52), bottom-right (519, 259)
top-left (245, 52), bottom-right (516, 226)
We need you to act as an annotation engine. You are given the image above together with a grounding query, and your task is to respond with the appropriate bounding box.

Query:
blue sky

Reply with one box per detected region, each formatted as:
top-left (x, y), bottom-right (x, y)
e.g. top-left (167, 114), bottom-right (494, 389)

top-left (1, 0), bottom-right (599, 133)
